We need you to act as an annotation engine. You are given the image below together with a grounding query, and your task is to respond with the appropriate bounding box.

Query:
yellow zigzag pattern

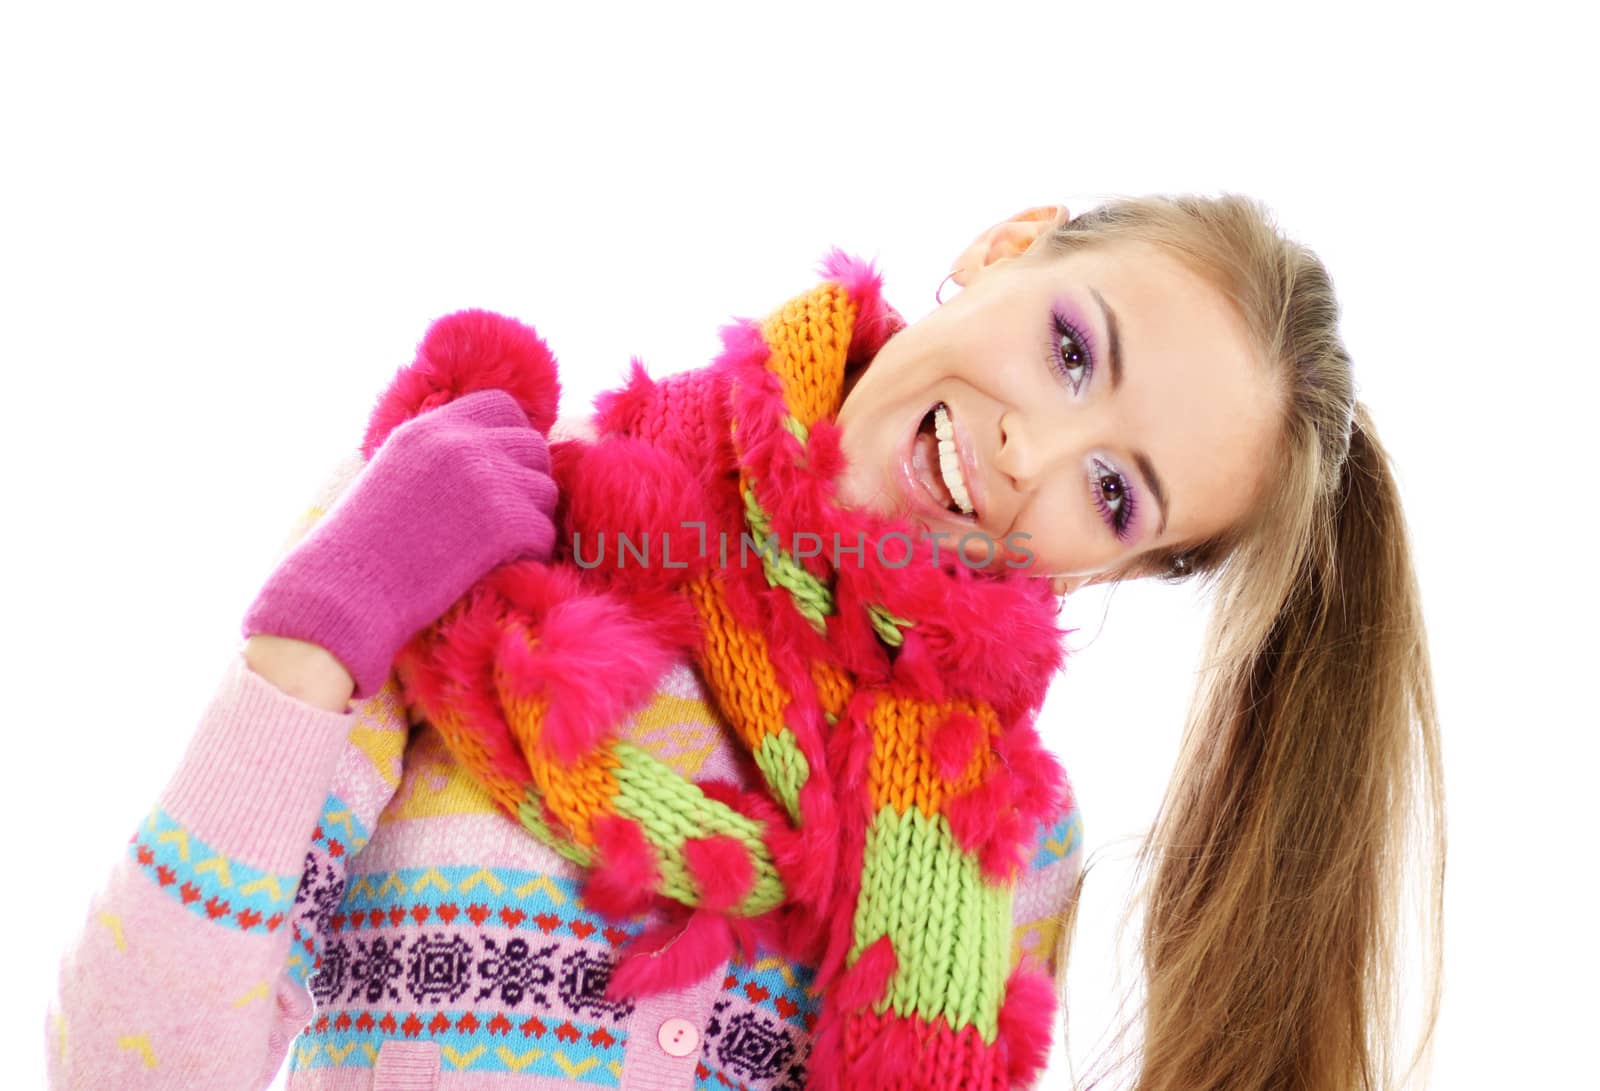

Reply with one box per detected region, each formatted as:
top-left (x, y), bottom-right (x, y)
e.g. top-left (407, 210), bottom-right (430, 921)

top-left (554, 1053), bottom-right (600, 1077)
top-left (230, 981), bottom-right (269, 1008)
top-left (296, 1041), bottom-right (609, 1076)
top-left (324, 868), bottom-right (569, 904)
top-left (514, 875), bottom-right (567, 905)
top-left (95, 911), bottom-right (126, 952)
top-left (194, 856), bottom-right (232, 887)
top-left (495, 1045), bottom-right (544, 1072)
top-left (459, 868), bottom-right (505, 895)
top-left (239, 874), bottom-right (287, 900)
top-left (117, 1034), bottom-right (158, 1068)
top-left (327, 1042), bottom-right (359, 1064)
top-left (747, 955), bottom-right (799, 988)
top-left (1040, 816), bottom-right (1084, 860)
top-left (413, 868), bottom-right (451, 894)
top-left (321, 808), bottom-right (369, 851)
top-left (442, 1043), bottom-right (487, 1068)
top-left (155, 828), bottom-right (189, 861)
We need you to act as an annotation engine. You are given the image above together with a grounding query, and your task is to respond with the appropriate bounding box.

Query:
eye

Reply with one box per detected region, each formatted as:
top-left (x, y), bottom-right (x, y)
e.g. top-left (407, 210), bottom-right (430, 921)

top-left (1049, 309), bottom-right (1094, 394)
top-left (1090, 457), bottom-right (1137, 541)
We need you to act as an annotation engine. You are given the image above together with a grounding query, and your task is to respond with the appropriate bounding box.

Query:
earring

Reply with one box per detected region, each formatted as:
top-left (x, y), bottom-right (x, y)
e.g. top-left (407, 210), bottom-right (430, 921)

top-left (935, 271), bottom-right (960, 305)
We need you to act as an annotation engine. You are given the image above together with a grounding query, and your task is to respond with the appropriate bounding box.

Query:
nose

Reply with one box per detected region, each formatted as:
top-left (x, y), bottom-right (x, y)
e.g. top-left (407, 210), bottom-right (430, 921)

top-left (995, 409), bottom-right (1072, 495)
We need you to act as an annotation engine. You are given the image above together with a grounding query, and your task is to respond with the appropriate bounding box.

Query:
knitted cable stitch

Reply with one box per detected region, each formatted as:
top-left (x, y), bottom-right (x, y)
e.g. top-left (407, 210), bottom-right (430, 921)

top-left (358, 252), bottom-right (1074, 1090)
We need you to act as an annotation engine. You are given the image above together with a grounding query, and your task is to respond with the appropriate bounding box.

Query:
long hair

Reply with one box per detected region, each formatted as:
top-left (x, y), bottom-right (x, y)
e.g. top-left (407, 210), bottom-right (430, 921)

top-left (1033, 195), bottom-right (1446, 1090)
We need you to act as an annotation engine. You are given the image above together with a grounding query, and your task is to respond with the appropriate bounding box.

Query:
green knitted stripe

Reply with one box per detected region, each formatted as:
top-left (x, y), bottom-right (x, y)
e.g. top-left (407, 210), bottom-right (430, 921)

top-left (741, 484), bottom-right (832, 633)
top-left (609, 741), bottom-right (786, 916)
top-left (781, 413), bottom-right (809, 445)
top-left (514, 792), bottom-right (595, 869)
top-left (851, 805), bottom-right (1011, 1042)
top-left (751, 727), bottom-right (808, 822)
top-left (865, 602), bottom-right (914, 646)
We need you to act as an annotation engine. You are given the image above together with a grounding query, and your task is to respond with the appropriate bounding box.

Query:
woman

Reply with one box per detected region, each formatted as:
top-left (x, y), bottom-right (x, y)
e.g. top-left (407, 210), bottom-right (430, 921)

top-left (45, 193), bottom-right (1444, 1091)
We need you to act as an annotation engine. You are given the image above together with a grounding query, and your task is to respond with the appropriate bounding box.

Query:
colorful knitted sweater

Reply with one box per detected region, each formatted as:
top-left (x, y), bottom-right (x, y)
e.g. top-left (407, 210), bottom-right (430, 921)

top-left (357, 253), bottom-right (1077, 1089)
top-left (44, 261), bottom-right (1085, 1091)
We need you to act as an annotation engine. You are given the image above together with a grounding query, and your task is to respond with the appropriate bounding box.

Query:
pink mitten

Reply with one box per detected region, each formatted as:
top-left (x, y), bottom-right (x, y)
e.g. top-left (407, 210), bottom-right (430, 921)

top-left (241, 388), bottom-right (558, 699)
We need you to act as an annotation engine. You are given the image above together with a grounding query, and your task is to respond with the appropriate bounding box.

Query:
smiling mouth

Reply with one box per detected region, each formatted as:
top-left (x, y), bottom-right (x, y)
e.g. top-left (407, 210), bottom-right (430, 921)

top-left (913, 403), bottom-right (977, 517)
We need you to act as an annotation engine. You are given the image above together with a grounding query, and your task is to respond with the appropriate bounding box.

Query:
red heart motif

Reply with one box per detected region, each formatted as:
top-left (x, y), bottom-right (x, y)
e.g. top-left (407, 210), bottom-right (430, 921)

top-left (179, 882), bottom-right (200, 905)
top-left (744, 982), bottom-right (770, 1003)
top-left (603, 927), bottom-right (630, 946)
top-left (436, 903), bottom-right (459, 923)
top-left (410, 905), bottom-right (431, 924)
top-left (387, 905), bottom-right (405, 927)
top-left (775, 997), bottom-right (799, 1018)
top-left (569, 920), bottom-right (595, 939)
top-left (156, 866), bottom-right (175, 887)
top-left (534, 913), bottom-right (560, 933)
top-left (467, 904), bottom-right (491, 925)
top-left (499, 907), bottom-right (526, 928)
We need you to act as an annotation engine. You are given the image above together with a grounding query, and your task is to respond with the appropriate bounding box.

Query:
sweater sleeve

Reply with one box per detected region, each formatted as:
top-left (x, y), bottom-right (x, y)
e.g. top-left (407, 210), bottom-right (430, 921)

top-left (44, 451), bottom-right (412, 1090)
top-left (1010, 769), bottom-right (1085, 981)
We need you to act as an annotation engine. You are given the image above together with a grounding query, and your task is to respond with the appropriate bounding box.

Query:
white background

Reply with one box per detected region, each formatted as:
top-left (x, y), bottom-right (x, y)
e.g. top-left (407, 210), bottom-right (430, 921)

top-left (4, 2), bottom-right (1594, 1088)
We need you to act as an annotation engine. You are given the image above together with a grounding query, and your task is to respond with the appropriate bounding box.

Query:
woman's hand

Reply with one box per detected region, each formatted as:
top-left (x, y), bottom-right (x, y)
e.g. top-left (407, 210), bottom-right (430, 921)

top-left (241, 389), bottom-right (559, 702)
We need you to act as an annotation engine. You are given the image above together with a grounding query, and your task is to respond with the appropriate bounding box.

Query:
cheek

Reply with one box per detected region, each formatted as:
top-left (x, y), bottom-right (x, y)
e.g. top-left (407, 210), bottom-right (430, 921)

top-left (1014, 488), bottom-right (1119, 578)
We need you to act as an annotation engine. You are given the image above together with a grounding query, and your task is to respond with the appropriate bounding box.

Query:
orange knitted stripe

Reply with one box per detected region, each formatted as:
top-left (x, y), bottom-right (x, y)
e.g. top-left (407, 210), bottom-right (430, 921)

top-left (501, 692), bottom-right (622, 847)
top-left (810, 658), bottom-right (853, 723)
top-left (428, 707), bottom-right (527, 818)
top-left (759, 282), bottom-right (857, 429)
top-left (686, 574), bottom-right (793, 744)
top-left (867, 696), bottom-right (999, 818)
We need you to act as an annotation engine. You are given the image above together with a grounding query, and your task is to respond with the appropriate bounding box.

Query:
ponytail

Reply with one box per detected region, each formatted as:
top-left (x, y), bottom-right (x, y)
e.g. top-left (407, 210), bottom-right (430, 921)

top-left (1061, 403), bottom-right (1446, 1090)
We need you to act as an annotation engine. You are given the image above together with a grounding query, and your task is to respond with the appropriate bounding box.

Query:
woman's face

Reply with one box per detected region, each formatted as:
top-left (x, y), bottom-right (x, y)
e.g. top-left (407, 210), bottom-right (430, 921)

top-left (834, 235), bottom-right (1282, 593)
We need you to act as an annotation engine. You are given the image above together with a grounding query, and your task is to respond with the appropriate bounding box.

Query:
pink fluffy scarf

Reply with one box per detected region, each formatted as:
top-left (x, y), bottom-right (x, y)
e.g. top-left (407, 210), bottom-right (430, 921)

top-left (357, 252), bottom-right (1073, 1089)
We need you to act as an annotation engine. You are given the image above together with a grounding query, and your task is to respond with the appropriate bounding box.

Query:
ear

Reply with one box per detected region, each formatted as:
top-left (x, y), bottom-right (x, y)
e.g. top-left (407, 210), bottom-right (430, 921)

top-left (949, 204), bottom-right (1070, 289)
top-left (1049, 573), bottom-right (1088, 597)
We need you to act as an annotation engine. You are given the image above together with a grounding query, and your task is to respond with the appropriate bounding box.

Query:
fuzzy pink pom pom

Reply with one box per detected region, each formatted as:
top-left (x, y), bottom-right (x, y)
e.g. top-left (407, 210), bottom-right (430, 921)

top-left (583, 816), bottom-right (661, 918)
top-left (997, 965), bottom-right (1058, 1087)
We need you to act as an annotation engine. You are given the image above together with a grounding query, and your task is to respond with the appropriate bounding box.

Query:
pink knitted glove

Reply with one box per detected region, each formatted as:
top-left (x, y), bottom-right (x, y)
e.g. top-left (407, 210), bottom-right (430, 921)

top-left (241, 389), bottom-right (559, 700)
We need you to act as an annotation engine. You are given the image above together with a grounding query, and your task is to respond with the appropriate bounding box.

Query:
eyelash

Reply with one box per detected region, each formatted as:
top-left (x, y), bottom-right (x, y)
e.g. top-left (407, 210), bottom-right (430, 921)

top-left (1049, 307), bottom-right (1138, 541)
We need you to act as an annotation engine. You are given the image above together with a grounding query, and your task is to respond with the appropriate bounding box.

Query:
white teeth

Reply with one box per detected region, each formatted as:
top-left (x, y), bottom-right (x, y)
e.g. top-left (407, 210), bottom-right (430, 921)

top-left (933, 404), bottom-right (975, 515)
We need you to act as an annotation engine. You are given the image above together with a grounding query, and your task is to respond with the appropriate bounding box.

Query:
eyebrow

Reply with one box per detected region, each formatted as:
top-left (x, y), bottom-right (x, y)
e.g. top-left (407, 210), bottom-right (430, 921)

top-left (1090, 286), bottom-right (1169, 538)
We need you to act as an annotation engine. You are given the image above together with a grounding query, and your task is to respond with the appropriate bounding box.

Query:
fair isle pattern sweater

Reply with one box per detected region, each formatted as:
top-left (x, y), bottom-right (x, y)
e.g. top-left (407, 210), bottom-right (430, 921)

top-left (45, 439), bottom-right (1085, 1091)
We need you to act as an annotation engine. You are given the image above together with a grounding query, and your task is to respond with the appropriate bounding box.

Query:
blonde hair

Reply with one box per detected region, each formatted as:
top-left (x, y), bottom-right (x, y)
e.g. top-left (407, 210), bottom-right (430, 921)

top-left (1033, 195), bottom-right (1446, 1090)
